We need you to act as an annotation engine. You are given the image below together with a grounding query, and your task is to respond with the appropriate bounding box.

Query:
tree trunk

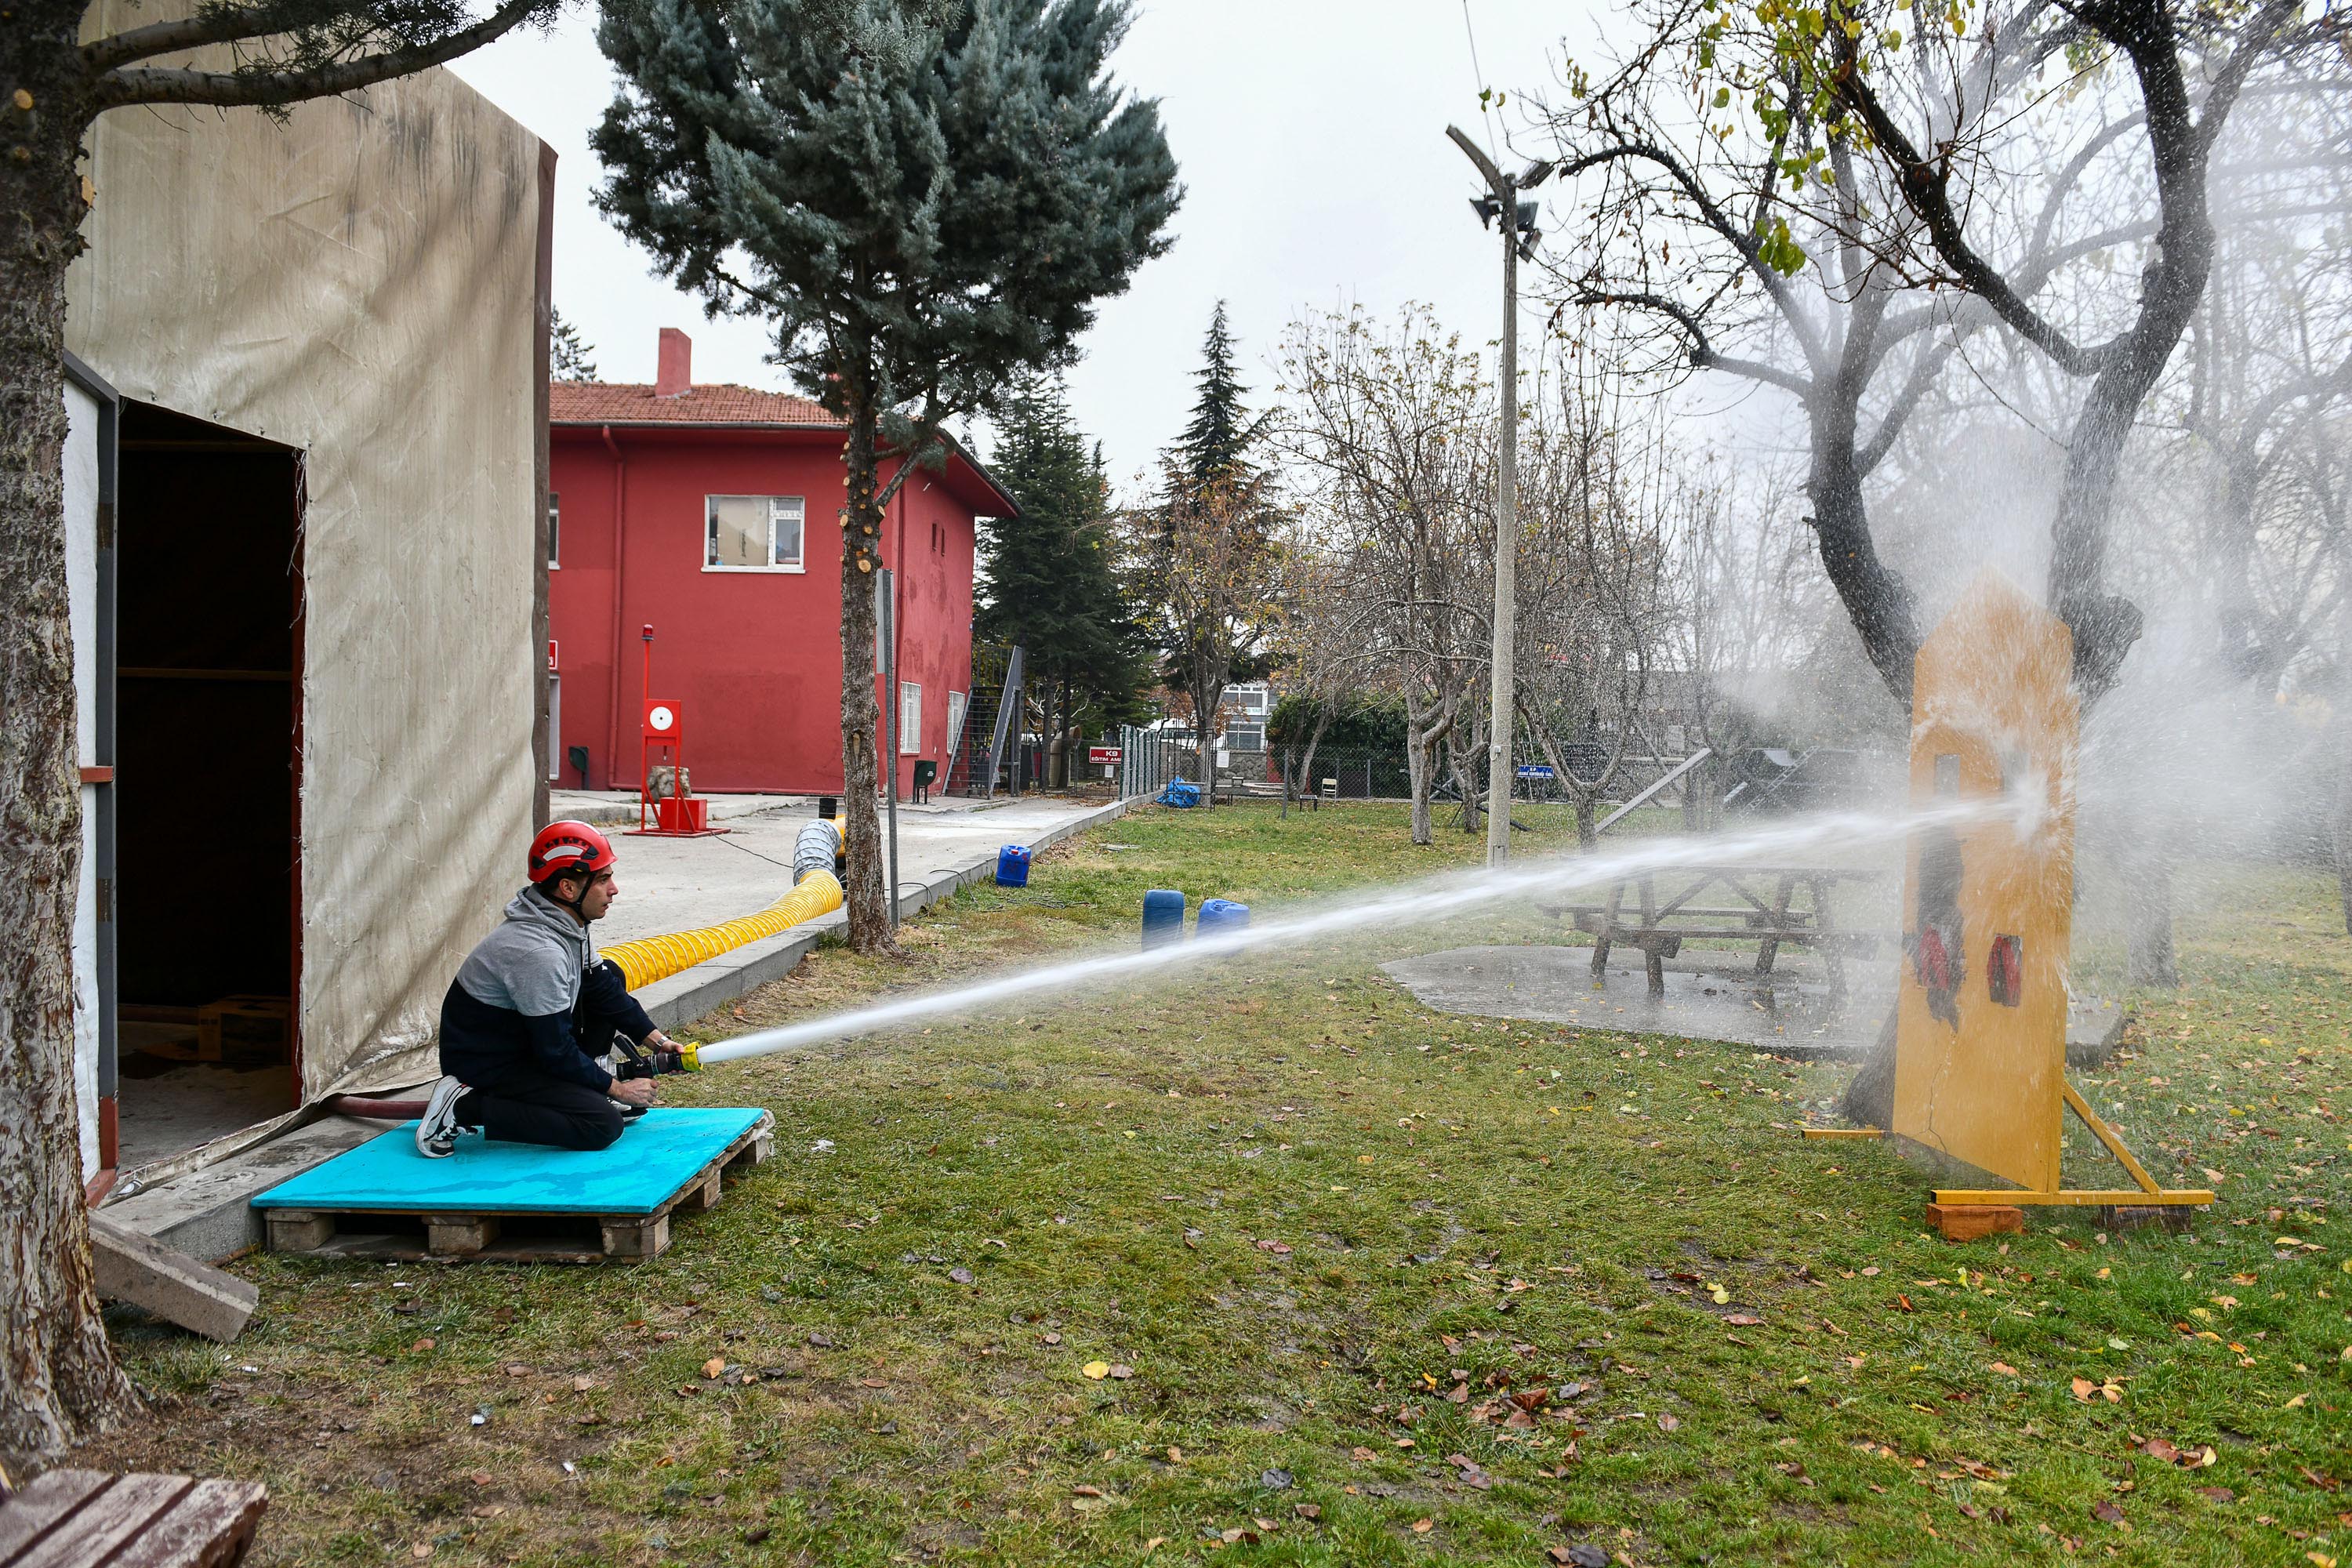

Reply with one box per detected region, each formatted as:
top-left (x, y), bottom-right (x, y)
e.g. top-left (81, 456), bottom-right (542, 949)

top-left (2119, 833), bottom-right (2179, 989)
top-left (0, 45), bottom-right (142, 1457)
top-left (1452, 745), bottom-right (1481, 835)
top-left (2333, 698), bottom-right (2351, 937)
top-left (1188, 666), bottom-right (1224, 810)
top-left (1805, 416), bottom-right (1920, 704)
top-left (1296, 710), bottom-right (1331, 804)
top-left (1405, 727), bottom-right (1434, 845)
top-left (838, 400), bottom-right (893, 953)
top-left (1575, 798), bottom-right (1595, 848)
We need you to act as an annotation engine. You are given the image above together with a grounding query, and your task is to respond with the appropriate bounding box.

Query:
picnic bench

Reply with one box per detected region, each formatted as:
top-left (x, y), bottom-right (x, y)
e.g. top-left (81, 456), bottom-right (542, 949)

top-left (1210, 766), bottom-right (1284, 805)
top-left (1538, 864), bottom-right (1892, 997)
top-left (0, 1470), bottom-right (266, 1568)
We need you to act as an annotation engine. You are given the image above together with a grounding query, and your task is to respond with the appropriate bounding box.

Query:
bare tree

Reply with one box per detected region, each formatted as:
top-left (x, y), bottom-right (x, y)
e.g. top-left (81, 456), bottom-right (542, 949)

top-left (1537, 0), bottom-right (2336, 702)
top-left (1136, 461), bottom-right (1283, 802)
top-left (1515, 369), bottom-right (1693, 845)
top-left (1276, 305), bottom-right (1496, 844)
top-left (1270, 545), bottom-right (1371, 804)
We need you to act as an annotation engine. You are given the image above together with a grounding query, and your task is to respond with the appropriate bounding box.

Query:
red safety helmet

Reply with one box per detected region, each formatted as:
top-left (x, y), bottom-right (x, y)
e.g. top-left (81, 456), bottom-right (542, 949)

top-left (528, 820), bottom-right (617, 886)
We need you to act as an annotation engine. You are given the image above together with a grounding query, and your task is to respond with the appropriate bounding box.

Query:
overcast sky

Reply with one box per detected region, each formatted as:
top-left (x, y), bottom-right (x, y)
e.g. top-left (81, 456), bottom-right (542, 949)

top-left (448, 2), bottom-right (1618, 492)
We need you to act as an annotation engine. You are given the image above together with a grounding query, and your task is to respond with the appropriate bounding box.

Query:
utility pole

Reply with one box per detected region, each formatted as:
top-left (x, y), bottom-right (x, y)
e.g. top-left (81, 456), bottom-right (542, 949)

top-left (1446, 127), bottom-right (1551, 866)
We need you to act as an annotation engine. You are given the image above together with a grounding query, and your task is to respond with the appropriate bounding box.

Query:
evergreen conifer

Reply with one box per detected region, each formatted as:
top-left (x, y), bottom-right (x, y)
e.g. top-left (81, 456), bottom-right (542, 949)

top-left (591, 0), bottom-right (1178, 948)
top-left (550, 310), bottom-right (600, 381)
top-left (980, 378), bottom-right (1149, 775)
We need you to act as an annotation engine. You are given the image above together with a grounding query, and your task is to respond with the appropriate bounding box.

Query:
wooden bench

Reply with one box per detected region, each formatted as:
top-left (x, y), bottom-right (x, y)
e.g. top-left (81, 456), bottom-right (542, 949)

top-left (0, 1470), bottom-right (266, 1568)
top-left (1538, 865), bottom-right (1892, 997)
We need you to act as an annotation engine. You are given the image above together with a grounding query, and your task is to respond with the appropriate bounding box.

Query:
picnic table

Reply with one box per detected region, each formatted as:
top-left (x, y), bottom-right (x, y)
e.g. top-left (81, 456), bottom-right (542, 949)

top-left (0, 1470), bottom-right (266, 1568)
top-left (1538, 864), bottom-right (1893, 996)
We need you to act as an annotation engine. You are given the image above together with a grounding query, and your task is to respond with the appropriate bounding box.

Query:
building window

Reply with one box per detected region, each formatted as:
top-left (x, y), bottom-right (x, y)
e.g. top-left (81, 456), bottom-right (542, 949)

top-left (899, 682), bottom-right (922, 753)
top-left (547, 492), bottom-right (560, 568)
top-left (705, 495), bottom-right (806, 572)
top-left (947, 689), bottom-right (968, 752)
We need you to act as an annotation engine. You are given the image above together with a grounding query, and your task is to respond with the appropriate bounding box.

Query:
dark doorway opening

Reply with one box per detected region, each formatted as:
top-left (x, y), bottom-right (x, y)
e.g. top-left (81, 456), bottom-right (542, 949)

top-left (112, 402), bottom-right (303, 1169)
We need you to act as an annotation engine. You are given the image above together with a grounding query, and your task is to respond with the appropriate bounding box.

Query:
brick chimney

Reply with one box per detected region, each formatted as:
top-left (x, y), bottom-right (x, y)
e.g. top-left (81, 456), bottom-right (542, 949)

top-left (655, 328), bottom-right (692, 397)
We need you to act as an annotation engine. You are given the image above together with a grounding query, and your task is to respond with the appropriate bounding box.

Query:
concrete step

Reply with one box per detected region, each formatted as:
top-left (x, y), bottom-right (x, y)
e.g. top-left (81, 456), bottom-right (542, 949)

top-left (100, 1115), bottom-right (397, 1264)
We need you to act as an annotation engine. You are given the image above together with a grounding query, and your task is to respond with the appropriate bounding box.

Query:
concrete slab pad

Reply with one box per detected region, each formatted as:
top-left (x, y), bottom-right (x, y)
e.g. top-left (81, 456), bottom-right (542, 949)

top-left (1380, 945), bottom-right (1889, 1056)
top-left (101, 1115), bottom-right (391, 1262)
top-left (1380, 945), bottom-right (2131, 1064)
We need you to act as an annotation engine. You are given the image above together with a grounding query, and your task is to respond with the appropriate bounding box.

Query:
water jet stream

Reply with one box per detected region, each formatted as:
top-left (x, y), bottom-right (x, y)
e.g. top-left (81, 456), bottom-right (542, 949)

top-left (698, 796), bottom-right (2026, 1069)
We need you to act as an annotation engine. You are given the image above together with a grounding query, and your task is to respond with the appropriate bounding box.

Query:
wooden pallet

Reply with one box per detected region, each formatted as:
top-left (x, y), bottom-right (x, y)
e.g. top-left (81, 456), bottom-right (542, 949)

top-left (262, 1113), bottom-right (772, 1264)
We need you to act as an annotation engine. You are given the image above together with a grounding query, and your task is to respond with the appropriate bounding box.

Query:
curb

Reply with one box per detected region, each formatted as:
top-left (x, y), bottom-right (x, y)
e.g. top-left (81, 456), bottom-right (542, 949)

top-left (635, 795), bottom-right (1136, 1032)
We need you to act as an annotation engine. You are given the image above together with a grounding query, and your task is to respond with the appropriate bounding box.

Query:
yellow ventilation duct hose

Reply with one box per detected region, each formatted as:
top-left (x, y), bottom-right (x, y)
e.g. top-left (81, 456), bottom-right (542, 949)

top-left (601, 869), bottom-right (845, 991)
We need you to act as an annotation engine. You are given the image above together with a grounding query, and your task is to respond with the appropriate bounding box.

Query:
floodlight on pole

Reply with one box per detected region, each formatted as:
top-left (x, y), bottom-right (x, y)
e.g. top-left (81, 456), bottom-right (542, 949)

top-left (1446, 123), bottom-right (1546, 869)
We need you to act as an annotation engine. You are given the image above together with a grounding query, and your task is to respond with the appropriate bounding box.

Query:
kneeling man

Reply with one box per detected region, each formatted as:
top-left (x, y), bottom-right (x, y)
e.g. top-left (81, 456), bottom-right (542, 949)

top-left (416, 821), bottom-right (684, 1156)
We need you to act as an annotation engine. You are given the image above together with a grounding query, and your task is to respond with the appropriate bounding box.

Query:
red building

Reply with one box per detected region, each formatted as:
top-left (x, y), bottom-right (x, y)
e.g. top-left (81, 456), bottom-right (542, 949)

top-left (549, 329), bottom-right (1015, 795)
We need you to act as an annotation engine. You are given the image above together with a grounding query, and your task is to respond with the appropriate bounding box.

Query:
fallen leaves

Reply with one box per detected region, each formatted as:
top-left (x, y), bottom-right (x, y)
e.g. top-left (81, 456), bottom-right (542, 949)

top-left (2139, 1437), bottom-right (2218, 1468)
top-left (1081, 1361), bottom-right (1110, 1380)
top-left (1725, 1313), bottom-right (1764, 1327)
top-left (2071, 1376), bottom-right (2125, 1403)
top-left (2089, 1499), bottom-right (2126, 1526)
top-left (1550, 1548), bottom-right (1609, 1568)
top-left (702, 1357), bottom-right (726, 1380)
top-left (1989, 1362), bottom-right (2020, 1377)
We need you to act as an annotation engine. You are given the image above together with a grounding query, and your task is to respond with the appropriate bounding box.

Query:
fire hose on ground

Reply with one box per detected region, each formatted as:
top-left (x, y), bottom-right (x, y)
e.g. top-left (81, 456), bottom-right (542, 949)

top-left (600, 816), bottom-right (845, 989)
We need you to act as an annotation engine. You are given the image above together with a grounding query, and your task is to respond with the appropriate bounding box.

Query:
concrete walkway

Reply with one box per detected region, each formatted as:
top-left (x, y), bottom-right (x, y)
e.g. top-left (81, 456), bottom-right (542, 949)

top-left (576, 793), bottom-right (1120, 948)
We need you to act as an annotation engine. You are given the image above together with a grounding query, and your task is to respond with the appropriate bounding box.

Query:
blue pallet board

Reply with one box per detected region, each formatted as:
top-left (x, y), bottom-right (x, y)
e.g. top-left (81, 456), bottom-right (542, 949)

top-left (251, 1106), bottom-right (768, 1218)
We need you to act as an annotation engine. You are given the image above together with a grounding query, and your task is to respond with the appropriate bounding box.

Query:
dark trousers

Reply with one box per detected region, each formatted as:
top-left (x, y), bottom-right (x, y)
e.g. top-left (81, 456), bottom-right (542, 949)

top-left (459, 1065), bottom-right (623, 1152)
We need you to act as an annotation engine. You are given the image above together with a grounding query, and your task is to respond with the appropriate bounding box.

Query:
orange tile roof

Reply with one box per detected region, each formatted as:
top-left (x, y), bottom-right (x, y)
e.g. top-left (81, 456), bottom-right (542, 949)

top-left (550, 379), bottom-right (841, 428)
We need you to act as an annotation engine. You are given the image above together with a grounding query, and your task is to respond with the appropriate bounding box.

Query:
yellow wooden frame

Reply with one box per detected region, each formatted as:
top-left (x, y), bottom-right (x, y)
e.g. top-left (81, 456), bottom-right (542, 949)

top-left (1931, 1080), bottom-right (2211, 1207)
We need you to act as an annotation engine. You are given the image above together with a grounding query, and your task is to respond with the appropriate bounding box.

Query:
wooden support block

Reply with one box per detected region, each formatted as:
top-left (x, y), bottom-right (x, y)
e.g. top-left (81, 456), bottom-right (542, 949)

top-left (0, 1470), bottom-right (267, 1568)
top-left (688, 1174), bottom-right (722, 1212)
top-left (746, 1133), bottom-right (774, 1166)
top-left (90, 1213), bottom-right (260, 1342)
top-left (1926, 1203), bottom-right (2026, 1240)
top-left (0, 1470), bottom-right (112, 1560)
top-left (426, 1216), bottom-right (499, 1256)
top-left (101, 1475), bottom-right (268, 1567)
top-left (265, 1212), bottom-right (334, 1253)
top-left (601, 1214), bottom-right (670, 1259)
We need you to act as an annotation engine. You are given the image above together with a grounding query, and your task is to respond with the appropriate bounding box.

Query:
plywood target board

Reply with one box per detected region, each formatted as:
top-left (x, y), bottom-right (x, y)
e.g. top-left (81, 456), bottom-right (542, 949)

top-left (1890, 573), bottom-right (2078, 1192)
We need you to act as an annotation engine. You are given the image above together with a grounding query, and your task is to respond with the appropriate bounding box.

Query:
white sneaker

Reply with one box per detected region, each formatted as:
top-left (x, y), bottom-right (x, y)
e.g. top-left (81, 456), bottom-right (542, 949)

top-left (416, 1076), bottom-right (470, 1159)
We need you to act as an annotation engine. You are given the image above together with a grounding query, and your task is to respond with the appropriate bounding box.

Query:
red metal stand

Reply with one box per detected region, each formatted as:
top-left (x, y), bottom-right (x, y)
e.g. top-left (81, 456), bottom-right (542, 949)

top-left (626, 624), bottom-right (728, 838)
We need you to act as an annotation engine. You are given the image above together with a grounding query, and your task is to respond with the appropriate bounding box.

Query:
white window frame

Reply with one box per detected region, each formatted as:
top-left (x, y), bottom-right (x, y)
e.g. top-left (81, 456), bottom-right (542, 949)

top-left (703, 494), bottom-right (807, 573)
top-left (899, 682), bottom-right (923, 753)
top-left (547, 491), bottom-right (560, 568)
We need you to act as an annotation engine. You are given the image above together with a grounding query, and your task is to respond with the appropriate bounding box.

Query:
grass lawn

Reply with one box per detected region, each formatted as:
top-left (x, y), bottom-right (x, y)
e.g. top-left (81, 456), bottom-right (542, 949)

top-left (85, 801), bottom-right (2350, 1566)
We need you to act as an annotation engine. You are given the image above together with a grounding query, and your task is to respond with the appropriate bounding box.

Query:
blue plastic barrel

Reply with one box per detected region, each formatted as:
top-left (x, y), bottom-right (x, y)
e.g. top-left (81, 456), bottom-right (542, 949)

top-left (1142, 888), bottom-right (1186, 949)
top-left (1196, 898), bottom-right (1251, 937)
top-left (996, 844), bottom-right (1032, 887)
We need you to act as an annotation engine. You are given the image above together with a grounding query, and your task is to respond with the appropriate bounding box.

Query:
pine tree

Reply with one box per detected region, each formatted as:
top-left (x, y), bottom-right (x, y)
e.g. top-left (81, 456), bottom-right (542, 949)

top-left (1144, 309), bottom-right (1281, 802)
top-left (593, 0), bottom-right (1178, 949)
top-left (979, 377), bottom-right (1150, 774)
top-left (1173, 302), bottom-right (1259, 488)
top-left (550, 310), bottom-right (600, 381)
